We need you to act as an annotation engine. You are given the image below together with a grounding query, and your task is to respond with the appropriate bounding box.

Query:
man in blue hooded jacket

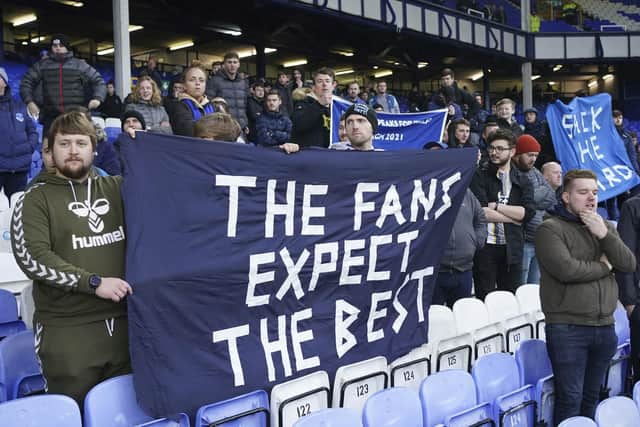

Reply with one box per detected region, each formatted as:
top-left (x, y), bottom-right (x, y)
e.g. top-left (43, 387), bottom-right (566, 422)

top-left (0, 67), bottom-right (38, 203)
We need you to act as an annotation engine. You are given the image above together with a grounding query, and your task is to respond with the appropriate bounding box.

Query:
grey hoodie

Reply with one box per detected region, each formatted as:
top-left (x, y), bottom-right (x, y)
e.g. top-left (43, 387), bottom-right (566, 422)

top-left (439, 189), bottom-right (487, 272)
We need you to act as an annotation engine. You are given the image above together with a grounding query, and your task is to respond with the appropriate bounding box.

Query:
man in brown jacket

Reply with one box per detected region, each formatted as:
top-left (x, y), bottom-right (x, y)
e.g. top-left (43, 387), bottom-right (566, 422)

top-left (535, 169), bottom-right (636, 424)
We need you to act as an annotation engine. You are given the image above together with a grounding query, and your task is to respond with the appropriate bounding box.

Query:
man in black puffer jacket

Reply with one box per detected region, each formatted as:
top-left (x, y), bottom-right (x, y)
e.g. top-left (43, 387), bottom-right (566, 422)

top-left (20, 34), bottom-right (105, 134)
top-left (205, 52), bottom-right (249, 134)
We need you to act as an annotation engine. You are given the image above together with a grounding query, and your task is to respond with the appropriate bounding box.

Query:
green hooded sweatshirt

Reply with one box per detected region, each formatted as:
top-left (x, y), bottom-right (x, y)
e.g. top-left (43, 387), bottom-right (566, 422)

top-left (11, 168), bottom-right (126, 326)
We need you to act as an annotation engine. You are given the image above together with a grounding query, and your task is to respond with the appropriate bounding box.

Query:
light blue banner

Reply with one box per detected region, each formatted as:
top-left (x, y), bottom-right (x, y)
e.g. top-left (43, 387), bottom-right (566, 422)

top-left (546, 93), bottom-right (640, 201)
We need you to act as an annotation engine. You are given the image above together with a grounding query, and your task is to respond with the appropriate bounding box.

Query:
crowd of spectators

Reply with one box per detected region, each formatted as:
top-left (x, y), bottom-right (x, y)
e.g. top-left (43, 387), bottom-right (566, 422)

top-left (3, 32), bottom-right (640, 424)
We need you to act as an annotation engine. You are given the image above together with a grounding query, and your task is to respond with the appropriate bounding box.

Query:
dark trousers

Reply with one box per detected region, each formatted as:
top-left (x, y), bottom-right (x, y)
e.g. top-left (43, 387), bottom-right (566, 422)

top-left (546, 323), bottom-right (617, 424)
top-left (433, 269), bottom-right (473, 307)
top-left (0, 172), bottom-right (28, 204)
top-left (630, 306), bottom-right (640, 383)
top-left (34, 317), bottom-right (131, 408)
top-left (472, 243), bottom-right (521, 300)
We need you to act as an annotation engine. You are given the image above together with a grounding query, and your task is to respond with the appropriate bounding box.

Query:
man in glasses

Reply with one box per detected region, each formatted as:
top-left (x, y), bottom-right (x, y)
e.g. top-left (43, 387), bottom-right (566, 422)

top-left (470, 128), bottom-right (535, 300)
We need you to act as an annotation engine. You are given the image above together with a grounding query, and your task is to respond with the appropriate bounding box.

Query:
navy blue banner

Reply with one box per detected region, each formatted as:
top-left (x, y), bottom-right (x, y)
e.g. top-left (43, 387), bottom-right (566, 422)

top-left (547, 93), bottom-right (640, 201)
top-left (331, 97), bottom-right (447, 150)
top-left (120, 133), bottom-right (477, 418)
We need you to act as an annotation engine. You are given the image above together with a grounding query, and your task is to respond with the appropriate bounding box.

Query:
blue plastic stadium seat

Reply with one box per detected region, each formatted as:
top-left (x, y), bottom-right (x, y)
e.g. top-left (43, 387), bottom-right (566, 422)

top-left (105, 126), bottom-right (121, 144)
top-left (595, 396), bottom-right (640, 427)
top-left (84, 374), bottom-right (189, 427)
top-left (602, 304), bottom-right (632, 398)
top-left (0, 330), bottom-right (45, 402)
top-left (195, 390), bottom-right (269, 427)
top-left (515, 339), bottom-right (554, 426)
top-left (0, 289), bottom-right (27, 340)
top-left (420, 369), bottom-right (492, 427)
top-left (0, 394), bottom-right (81, 426)
top-left (557, 416), bottom-right (596, 427)
top-left (292, 408), bottom-right (362, 427)
top-left (363, 387), bottom-right (422, 427)
top-left (472, 352), bottom-right (536, 426)
top-left (634, 380), bottom-right (640, 411)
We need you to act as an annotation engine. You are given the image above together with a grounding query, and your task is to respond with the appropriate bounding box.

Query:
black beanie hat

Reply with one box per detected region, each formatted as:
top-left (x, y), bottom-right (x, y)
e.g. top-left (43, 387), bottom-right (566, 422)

top-left (343, 103), bottom-right (378, 132)
top-left (51, 34), bottom-right (72, 51)
top-left (121, 110), bottom-right (147, 131)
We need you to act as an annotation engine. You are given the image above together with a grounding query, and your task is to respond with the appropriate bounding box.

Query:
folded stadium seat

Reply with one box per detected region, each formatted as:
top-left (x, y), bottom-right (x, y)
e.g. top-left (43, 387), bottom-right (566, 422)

top-left (515, 284), bottom-right (546, 341)
top-left (0, 289), bottom-right (26, 340)
top-left (195, 390), bottom-right (268, 427)
top-left (388, 345), bottom-right (430, 390)
top-left (601, 303), bottom-right (632, 398)
top-left (331, 356), bottom-right (388, 413)
top-left (362, 387), bottom-right (423, 427)
top-left (105, 117), bottom-right (122, 129)
top-left (292, 408), bottom-right (362, 427)
top-left (84, 374), bottom-right (189, 427)
top-left (104, 117), bottom-right (123, 143)
top-left (515, 339), bottom-right (554, 427)
top-left (472, 352), bottom-right (536, 426)
top-left (595, 396), bottom-right (640, 427)
top-left (0, 330), bottom-right (45, 402)
top-left (270, 371), bottom-right (330, 427)
top-left (485, 291), bottom-right (534, 353)
top-left (91, 116), bottom-right (106, 130)
top-left (452, 298), bottom-right (505, 362)
top-left (557, 416), bottom-right (597, 427)
top-left (427, 305), bottom-right (473, 373)
top-left (419, 369), bottom-right (493, 427)
top-left (18, 283), bottom-right (34, 329)
top-left (635, 380), bottom-right (640, 410)
top-left (0, 394), bottom-right (81, 426)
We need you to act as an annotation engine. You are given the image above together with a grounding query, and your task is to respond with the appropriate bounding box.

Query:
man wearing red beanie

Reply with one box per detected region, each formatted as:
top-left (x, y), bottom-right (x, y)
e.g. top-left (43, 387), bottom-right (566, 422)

top-left (512, 134), bottom-right (557, 285)
top-left (470, 128), bottom-right (535, 299)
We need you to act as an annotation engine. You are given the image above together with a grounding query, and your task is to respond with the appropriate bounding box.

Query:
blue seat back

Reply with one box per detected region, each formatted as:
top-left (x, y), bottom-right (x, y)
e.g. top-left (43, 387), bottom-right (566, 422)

top-left (0, 394), bottom-right (81, 426)
top-left (195, 390), bottom-right (268, 427)
top-left (634, 381), bottom-right (640, 412)
top-left (0, 289), bottom-right (19, 324)
top-left (595, 396), bottom-right (640, 427)
top-left (614, 305), bottom-right (630, 344)
top-left (292, 408), bottom-right (362, 427)
top-left (363, 387), bottom-right (422, 427)
top-left (0, 330), bottom-right (44, 402)
top-left (515, 339), bottom-right (552, 386)
top-left (105, 127), bottom-right (121, 144)
top-left (419, 370), bottom-right (477, 427)
top-left (557, 416), bottom-right (597, 426)
top-left (84, 374), bottom-right (156, 427)
top-left (472, 353), bottom-right (520, 403)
